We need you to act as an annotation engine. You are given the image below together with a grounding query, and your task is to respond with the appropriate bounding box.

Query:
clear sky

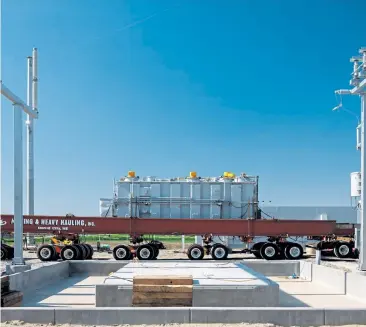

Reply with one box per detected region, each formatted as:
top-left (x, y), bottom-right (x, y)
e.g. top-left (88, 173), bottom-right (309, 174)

top-left (1, 0), bottom-right (365, 216)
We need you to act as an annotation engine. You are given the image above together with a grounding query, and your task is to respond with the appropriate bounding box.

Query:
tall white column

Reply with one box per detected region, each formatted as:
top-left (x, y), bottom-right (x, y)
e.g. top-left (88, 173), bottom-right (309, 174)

top-left (359, 94), bottom-right (366, 271)
top-left (12, 104), bottom-right (24, 265)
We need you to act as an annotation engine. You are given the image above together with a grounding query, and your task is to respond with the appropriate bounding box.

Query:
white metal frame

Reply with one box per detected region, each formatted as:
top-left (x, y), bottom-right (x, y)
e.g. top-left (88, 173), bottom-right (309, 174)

top-left (335, 47), bottom-right (366, 271)
top-left (0, 48), bottom-right (38, 265)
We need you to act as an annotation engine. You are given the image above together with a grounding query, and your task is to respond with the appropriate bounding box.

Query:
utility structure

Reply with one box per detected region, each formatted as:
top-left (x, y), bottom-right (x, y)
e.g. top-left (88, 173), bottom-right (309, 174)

top-left (335, 46), bottom-right (366, 271)
top-left (25, 49), bottom-right (38, 246)
top-left (0, 48), bottom-right (39, 265)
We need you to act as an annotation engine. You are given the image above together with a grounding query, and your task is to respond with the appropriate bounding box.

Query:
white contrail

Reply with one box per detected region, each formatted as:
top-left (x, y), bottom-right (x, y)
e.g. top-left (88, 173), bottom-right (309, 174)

top-left (90, 4), bottom-right (179, 42)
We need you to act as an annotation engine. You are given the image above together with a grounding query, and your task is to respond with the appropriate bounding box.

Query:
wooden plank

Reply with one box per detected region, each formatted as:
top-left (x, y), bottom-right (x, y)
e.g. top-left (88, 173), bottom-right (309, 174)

top-left (132, 297), bottom-right (192, 306)
top-left (133, 292), bottom-right (192, 301)
top-left (133, 284), bottom-right (192, 293)
top-left (133, 275), bottom-right (193, 286)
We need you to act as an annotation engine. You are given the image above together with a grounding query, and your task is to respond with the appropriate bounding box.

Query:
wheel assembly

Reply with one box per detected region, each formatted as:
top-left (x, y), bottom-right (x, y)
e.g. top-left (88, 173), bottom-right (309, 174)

top-left (1, 246), bottom-right (8, 260)
top-left (83, 243), bottom-right (94, 260)
top-left (334, 242), bottom-right (352, 259)
top-left (150, 245), bottom-right (160, 259)
top-left (61, 245), bottom-right (80, 261)
top-left (187, 244), bottom-right (205, 260)
top-left (136, 244), bottom-right (154, 260)
top-left (251, 242), bottom-right (265, 259)
top-left (284, 243), bottom-right (303, 260)
top-left (113, 245), bottom-right (131, 260)
top-left (85, 244), bottom-right (94, 259)
top-left (37, 245), bottom-right (56, 262)
top-left (80, 244), bottom-right (91, 260)
top-left (211, 244), bottom-right (228, 260)
top-left (73, 244), bottom-right (86, 260)
top-left (259, 242), bottom-right (279, 260)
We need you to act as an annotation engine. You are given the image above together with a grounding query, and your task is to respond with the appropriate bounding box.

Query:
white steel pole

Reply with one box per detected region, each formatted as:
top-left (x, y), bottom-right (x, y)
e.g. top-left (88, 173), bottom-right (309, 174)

top-left (360, 94), bottom-right (366, 271)
top-left (26, 55), bottom-right (34, 247)
top-left (26, 56), bottom-right (34, 216)
top-left (12, 104), bottom-right (24, 265)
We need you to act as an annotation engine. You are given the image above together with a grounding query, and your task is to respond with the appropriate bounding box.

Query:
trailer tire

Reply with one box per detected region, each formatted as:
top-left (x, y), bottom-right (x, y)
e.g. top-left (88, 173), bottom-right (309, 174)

top-left (334, 242), bottom-right (352, 259)
top-left (113, 245), bottom-right (131, 260)
top-left (187, 244), bottom-right (205, 260)
top-left (37, 245), bottom-right (55, 262)
top-left (150, 245), bottom-right (159, 259)
top-left (85, 244), bottom-right (94, 259)
top-left (1, 246), bottom-right (8, 260)
top-left (80, 244), bottom-right (91, 260)
top-left (74, 244), bottom-right (86, 260)
top-left (211, 244), bottom-right (229, 260)
top-left (259, 243), bottom-right (279, 260)
top-left (252, 242), bottom-right (265, 251)
top-left (284, 243), bottom-right (303, 260)
top-left (61, 245), bottom-right (79, 261)
top-left (137, 244), bottom-right (154, 260)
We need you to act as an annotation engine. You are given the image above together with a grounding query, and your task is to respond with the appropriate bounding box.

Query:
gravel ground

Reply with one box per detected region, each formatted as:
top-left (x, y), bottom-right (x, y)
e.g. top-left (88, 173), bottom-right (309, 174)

top-left (2, 321), bottom-right (366, 327)
top-left (0, 246), bottom-right (360, 275)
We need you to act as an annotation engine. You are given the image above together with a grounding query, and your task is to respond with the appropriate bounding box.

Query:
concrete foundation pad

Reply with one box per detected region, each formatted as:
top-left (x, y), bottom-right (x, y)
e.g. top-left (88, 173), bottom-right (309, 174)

top-left (54, 308), bottom-right (191, 325)
top-left (190, 307), bottom-right (325, 326)
top-left (3, 307), bottom-right (366, 326)
top-left (324, 308), bottom-right (366, 325)
top-left (99, 262), bottom-right (279, 307)
top-left (1, 308), bottom-right (55, 324)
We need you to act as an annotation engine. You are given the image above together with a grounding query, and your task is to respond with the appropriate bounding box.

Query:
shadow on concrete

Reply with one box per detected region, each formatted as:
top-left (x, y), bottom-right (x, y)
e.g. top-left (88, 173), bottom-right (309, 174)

top-left (279, 289), bottom-right (309, 307)
top-left (22, 274), bottom-right (91, 307)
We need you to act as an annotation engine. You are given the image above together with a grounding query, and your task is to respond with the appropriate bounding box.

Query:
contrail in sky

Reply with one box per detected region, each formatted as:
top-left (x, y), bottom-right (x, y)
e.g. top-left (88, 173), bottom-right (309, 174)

top-left (116, 7), bottom-right (173, 32)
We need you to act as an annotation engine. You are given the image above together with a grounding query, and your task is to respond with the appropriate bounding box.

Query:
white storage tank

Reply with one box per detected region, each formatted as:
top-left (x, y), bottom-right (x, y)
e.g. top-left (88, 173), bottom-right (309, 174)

top-left (351, 172), bottom-right (361, 197)
top-left (104, 171), bottom-right (259, 220)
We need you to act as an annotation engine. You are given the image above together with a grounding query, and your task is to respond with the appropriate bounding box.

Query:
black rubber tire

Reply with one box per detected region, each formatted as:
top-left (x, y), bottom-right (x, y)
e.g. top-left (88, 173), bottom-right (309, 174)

top-left (187, 244), bottom-right (205, 260)
top-left (252, 242), bottom-right (265, 251)
top-left (80, 244), bottom-right (91, 260)
top-left (136, 244), bottom-right (155, 260)
top-left (52, 251), bottom-right (61, 261)
top-left (37, 245), bottom-right (56, 262)
top-left (334, 242), bottom-right (352, 259)
top-left (259, 243), bottom-right (279, 260)
top-left (73, 244), bottom-right (86, 260)
top-left (284, 243), bottom-right (304, 260)
top-left (211, 244), bottom-right (229, 260)
top-left (61, 245), bottom-right (79, 261)
top-left (1, 246), bottom-right (8, 260)
top-left (252, 250), bottom-right (262, 259)
top-left (150, 245), bottom-right (160, 259)
top-left (85, 244), bottom-right (94, 259)
top-left (113, 245), bottom-right (131, 260)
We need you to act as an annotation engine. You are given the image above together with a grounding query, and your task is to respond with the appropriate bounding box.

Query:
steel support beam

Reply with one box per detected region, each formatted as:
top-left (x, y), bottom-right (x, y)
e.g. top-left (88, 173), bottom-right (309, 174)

top-left (12, 104), bottom-right (24, 265)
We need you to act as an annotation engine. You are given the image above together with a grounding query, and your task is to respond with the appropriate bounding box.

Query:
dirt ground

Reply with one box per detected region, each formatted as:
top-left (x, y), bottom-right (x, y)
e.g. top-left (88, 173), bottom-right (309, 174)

top-left (2, 321), bottom-right (366, 327)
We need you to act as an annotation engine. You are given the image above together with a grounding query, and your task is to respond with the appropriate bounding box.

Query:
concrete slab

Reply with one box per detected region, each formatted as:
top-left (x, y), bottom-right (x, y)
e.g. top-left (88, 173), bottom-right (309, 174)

top-left (22, 275), bottom-right (105, 307)
top-left (272, 276), bottom-right (366, 308)
top-left (105, 262), bottom-right (274, 286)
top-left (190, 307), bottom-right (325, 326)
top-left (324, 308), bottom-right (366, 325)
top-left (99, 262), bottom-right (279, 307)
top-left (54, 308), bottom-right (191, 325)
top-left (0, 308), bottom-right (55, 324)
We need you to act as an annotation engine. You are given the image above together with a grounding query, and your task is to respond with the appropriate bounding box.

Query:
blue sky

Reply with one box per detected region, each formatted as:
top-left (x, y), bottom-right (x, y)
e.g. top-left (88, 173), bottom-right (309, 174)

top-left (1, 0), bottom-right (365, 216)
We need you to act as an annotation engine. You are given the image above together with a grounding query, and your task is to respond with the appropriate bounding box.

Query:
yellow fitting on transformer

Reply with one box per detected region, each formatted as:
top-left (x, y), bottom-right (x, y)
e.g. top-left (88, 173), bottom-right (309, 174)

top-left (128, 171), bottom-right (136, 178)
top-left (190, 171), bottom-right (197, 178)
top-left (223, 172), bottom-right (229, 177)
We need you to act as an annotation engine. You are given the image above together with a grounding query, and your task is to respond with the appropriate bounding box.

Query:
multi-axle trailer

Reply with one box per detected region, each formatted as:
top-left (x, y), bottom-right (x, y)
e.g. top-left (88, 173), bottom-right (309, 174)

top-left (0, 214), bottom-right (359, 261)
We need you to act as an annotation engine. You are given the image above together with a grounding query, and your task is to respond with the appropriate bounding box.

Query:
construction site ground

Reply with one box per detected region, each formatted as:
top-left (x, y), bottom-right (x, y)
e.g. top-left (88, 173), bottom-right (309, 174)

top-left (2, 243), bottom-right (365, 327)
